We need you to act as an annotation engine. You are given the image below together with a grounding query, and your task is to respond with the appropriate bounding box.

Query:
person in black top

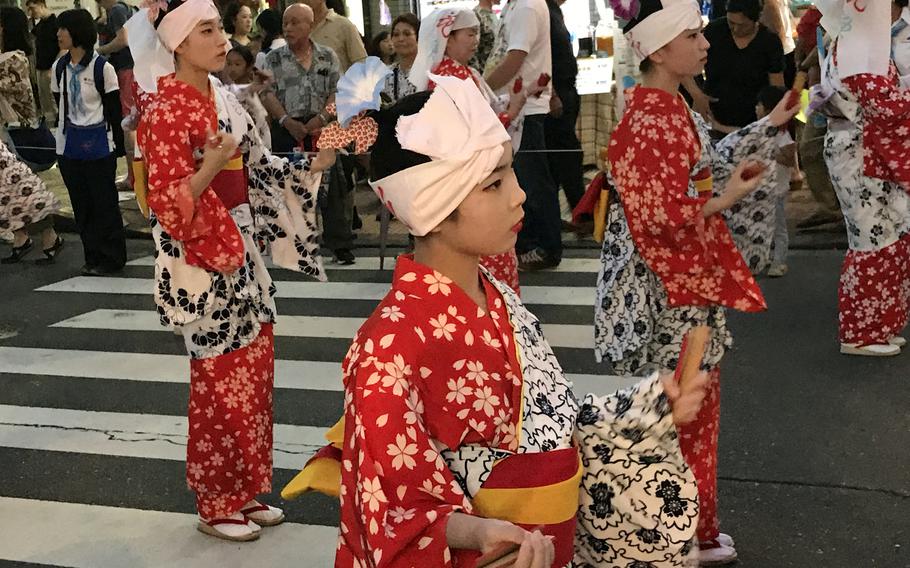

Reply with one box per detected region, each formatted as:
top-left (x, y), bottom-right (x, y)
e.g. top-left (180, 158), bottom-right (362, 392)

top-left (96, 0), bottom-right (137, 190)
top-left (544, 0), bottom-right (585, 215)
top-left (685, 0), bottom-right (784, 128)
top-left (25, 0), bottom-right (60, 124)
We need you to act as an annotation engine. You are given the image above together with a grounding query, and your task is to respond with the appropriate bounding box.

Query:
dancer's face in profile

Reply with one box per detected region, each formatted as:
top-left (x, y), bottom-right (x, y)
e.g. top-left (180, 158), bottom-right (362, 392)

top-left (650, 27), bottom-right (710, 78)
top-left (430, 142), bottom-right (526, 258)
top-left (446, 26), bottom-right (480, 66)
top-left (175, 17), bottom-right (230, 73)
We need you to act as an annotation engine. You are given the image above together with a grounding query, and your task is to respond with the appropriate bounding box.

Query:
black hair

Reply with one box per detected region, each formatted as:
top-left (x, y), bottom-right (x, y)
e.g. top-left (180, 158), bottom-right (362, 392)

top-left (897, 0), bottom-right (909, 8)
top-left (368, 30), bottom-right (390, 58)
top-left (153, 0), bottom-right (184, 29)
top-left (369, 91), bottom-right (433, 182)
top-left (391, 12), bottom-right (420, 36)
top-left (222, 1), bottom-right (246, 35)
top-left (256, 8), bottom-right (281, 50)
top-left (25, 0), bottom-right (48, 6)
top-left (228, 43), bottom-right (254, 66)
top-left (0, 7), bottom-right (33, 55)
top-left (725, 0), bottom-right (762, 22)
top-left (757, 85), bottom-right (786, 111)
top-left (57, 9), bottom-right (97, 52)
top-left (326, 0), bottom-right (346, 17)
top-left (622, 0), bottom-right (663, 34)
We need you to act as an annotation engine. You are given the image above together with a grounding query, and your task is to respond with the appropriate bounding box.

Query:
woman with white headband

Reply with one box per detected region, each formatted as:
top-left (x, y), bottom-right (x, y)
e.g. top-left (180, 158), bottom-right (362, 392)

top-left (285, 71), bottom-right (716, 567)
top-left (812, 0), bottom-right (910, 357)
top-left (128, 0), bottom-right (331, 541)
top-left (594, 0), bottom-right (799, 564)
top-left (407, 8), bottom-right (541, 294)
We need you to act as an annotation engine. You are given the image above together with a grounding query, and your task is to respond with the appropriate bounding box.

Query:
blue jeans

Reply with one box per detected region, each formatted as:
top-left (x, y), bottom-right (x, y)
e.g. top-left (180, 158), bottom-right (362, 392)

top-left (514, 114), bottom-right (562, 260)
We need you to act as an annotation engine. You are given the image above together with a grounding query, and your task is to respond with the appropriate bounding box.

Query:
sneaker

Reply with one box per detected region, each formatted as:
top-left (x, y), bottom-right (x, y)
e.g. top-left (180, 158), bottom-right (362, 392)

top-left (766, 264), bottom-right (788, 278)
top-left (840, 342), bottom-right (901, 357)
top-left (699, 541), bottom-right (738, 566)
top-left (333, 248), bottom-right (355, 265)
top-left (518, 248), bottom-right (560, 272)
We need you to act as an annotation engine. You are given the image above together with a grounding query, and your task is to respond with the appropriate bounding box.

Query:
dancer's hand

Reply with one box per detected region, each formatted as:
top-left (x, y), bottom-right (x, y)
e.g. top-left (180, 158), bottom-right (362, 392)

top-left (769, 89), bottom-right (802, 127)
top-left (725, 160), bottom-right (767, 203)
top-left (661, 370), bottom-right (710, 425)
top-left (477, 519), bottom-right (554, 568)
top-left (202, 129), bottom-right (239, 172)
top-left (310, 147), bottom-right (336, 172)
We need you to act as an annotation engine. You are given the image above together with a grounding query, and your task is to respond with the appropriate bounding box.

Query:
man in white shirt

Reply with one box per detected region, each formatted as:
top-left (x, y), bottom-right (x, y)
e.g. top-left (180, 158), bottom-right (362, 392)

top-left (892, 0), bottom-right (910, 86)
top-left (485, 0), bottom-right (562, 271)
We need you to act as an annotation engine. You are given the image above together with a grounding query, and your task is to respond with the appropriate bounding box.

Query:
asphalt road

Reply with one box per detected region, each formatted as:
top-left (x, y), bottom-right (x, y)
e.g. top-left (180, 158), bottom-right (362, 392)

top-left (0, 240), bottom-right (906, 568)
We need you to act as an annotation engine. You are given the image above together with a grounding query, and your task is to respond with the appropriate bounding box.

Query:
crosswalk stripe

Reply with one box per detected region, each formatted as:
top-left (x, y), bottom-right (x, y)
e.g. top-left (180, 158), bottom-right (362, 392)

top-left (38, 276), bottom-right (596, 306)
top-left (50, 309), bottom-right (595, 349)
top-left (0, 346), bottom-right (343, 391)
top-left (0, 346), bottom-right (636, 395)
top-left (126, 255), bottom-right (604, 273)
top-left (0, 497), bottom-right (338, 567)
top-left (0, 404), bottom-right (325, 470)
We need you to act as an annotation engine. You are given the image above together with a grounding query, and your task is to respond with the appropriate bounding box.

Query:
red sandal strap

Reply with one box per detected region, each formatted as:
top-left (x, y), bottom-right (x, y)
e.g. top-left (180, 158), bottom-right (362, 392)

top-left (205, 518), bottom-right (251, 527)
top-left (240, 504), bottom-right (270, 515)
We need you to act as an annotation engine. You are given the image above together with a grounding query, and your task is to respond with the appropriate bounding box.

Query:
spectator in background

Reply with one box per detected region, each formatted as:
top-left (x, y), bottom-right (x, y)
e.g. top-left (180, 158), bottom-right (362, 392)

top-left (367, 30), bottom-right (394, 65)
top-left (254, 8), bottom-right (284, 68)
top-left (0, 6), bottom-right (63, 265)
top-left (761, 0), bottom-right (796, 87)
top-left (224, 2), bottom-right (253, 48)
top-left (893, 0), bottom-right (910, 84)
top-left (25, 0), bottom-right (59, 125)
top-left (302, 0), bottom-right (367, 242)
top-left (710, 0), bottom-right (726, 19)
top-left (52, 8), bottom-right (126, 276)
top-left (302, 0), bottom-right (366, 72)
top-left (471, 0), bottom-right (499, 72)
top-left (485, 0), bottom-right (563, 271)
top-left (381, 12), bottom-right (419, 104)
top-left (95, 0), bottom-right (136, 191)
top-left (262, 3), bottom-right (356, 264)
top-left (793, 5), bottom-right (841, 229)
top-left (544, 0), bottom-right (584, 216)
top-left (686, 0), bottom-right (784, 128)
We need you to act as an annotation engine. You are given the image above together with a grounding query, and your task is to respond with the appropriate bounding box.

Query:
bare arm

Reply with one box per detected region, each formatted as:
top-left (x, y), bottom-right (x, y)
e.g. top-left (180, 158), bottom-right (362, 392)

top-left (97, 27), bottom-right (128, 55)
top-left (486, 50), bottom-right (526, 91)
top-left (261, 90), bottom-right (288, 120)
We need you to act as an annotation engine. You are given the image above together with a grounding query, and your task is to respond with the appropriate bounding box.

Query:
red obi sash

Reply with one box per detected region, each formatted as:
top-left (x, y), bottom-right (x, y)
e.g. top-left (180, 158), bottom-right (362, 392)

top-left (209, 153), bottom-right (249, 210)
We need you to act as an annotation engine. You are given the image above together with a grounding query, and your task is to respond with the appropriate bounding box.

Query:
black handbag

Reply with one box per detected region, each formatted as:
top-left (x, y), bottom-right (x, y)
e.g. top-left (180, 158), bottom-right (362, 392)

top-left (6, 120), bottom-right (57, 172)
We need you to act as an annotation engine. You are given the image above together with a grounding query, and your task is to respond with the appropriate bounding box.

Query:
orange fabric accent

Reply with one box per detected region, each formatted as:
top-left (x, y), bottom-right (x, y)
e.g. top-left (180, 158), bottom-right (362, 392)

top-left (132, 158), bottom-right (149, 218)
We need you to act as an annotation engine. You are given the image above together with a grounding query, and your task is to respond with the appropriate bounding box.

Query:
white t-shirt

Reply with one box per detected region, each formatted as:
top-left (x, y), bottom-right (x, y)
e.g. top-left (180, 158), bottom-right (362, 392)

top-left (496, 0), bottom-right (551, 116)
top-left (51, 53), bottom-right (119, 155)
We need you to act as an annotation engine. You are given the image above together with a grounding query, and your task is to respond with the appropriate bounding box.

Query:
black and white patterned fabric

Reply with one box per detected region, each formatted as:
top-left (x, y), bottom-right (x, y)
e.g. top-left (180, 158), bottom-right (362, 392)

top-left (593, 110), bottom-right (780, 373)
top-left (150, 80), bottom-right (325, 360)
top-left (574, 374), bottom-right (699, 568)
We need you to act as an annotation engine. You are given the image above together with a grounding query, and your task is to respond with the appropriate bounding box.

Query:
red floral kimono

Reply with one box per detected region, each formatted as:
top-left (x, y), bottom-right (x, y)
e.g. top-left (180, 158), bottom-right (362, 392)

top-left (818, 50), bottom-right (910, 347)
top-left (138, 75), bottom-right (324, 519)
top-left (287, 254), bottom-right (699, 566)
top-left (598, 86), bottom-right (771, 544)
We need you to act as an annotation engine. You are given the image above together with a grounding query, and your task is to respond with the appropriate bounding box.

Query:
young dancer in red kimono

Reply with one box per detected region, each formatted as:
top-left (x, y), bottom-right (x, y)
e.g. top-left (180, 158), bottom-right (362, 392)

top-left (130, 0), bottom-right (328, 541)
top-left (594, 0), bottom-right (800, 564)
top-left (288, 70), bottom-right (715, 567)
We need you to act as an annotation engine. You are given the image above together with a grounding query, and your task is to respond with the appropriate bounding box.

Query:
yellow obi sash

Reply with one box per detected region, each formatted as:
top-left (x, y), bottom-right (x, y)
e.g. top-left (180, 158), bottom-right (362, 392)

top-left (282, 418), bottom-right (581, 566)
top-left (693, 167), bottom-right (713, 193)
